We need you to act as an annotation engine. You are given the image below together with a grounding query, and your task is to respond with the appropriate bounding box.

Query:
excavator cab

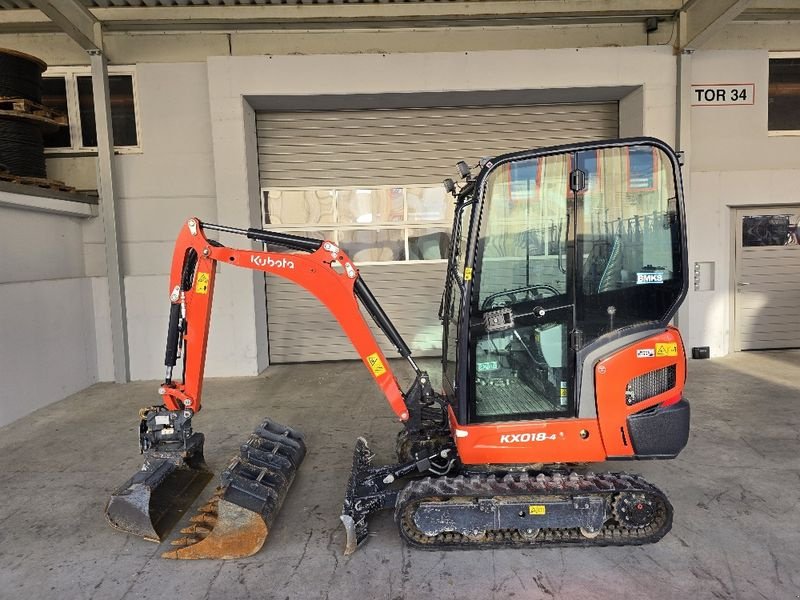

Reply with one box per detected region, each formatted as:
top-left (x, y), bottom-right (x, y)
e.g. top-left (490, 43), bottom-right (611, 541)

top-left (441, 138), bottom-right (687, 464)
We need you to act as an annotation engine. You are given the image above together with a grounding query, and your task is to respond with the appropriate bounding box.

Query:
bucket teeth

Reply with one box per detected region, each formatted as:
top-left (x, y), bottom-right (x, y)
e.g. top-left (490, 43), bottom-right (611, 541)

top-left (189, 513), bottom-right (217, 525)
top-left (197, 501), bottom-right (218, 514)
top-left (170, 537), bottom-right (199, 546)
top-left (162, 419), bottom-right (306, 560)
top-left (180, 524), bottom-right (212, 536)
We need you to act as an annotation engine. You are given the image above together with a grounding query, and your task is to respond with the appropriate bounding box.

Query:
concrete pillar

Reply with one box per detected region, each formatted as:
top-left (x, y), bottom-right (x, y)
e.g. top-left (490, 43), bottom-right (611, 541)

top-left (90, 49), bottom-right (130, 382)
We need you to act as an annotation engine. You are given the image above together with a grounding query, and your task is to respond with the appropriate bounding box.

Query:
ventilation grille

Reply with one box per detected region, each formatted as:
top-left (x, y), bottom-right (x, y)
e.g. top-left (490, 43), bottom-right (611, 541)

top-left (626, 365), bottom-right (677, 405)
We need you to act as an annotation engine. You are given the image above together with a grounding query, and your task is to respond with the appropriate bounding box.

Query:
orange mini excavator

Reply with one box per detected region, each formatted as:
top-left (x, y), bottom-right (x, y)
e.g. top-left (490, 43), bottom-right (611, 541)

top-left (106, 137), bottom-right (690, 559)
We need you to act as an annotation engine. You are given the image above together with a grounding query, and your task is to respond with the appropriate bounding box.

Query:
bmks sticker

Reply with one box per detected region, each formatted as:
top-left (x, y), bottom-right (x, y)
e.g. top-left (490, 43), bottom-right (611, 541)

top-left (636, 272), bottom-right (664, 285)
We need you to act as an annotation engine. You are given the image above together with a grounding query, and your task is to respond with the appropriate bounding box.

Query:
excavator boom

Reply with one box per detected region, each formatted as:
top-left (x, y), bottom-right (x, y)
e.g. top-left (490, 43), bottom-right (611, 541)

top-left (106, 217), bottom-right (427, 558)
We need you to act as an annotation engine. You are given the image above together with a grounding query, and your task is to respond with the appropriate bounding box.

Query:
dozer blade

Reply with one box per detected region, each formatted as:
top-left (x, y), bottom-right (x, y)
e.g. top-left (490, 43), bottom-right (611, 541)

top-left (341, 437), bottom-right (376, 556)
top-left (163, 419), bottom-right (306, 560)
top-left (105, 433), bottom-right (212, 542)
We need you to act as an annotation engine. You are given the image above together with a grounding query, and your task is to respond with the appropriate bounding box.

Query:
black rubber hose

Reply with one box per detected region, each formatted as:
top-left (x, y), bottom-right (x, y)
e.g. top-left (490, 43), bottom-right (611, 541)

top-left (0, 51), bottom-right (44, 103)
top-left (0, 117), bottom-right (46, 178)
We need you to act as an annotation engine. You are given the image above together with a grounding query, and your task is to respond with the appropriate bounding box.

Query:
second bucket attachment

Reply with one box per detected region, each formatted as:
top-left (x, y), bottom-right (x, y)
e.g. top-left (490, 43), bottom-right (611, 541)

top-left (163, 419), bottom-right (306, 559)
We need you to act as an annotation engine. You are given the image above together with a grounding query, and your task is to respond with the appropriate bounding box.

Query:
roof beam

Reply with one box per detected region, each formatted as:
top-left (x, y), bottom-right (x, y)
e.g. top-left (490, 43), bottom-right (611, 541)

top-left (0, 0), bottom-right (681, 28)
top-left (28, 0), bottom-right (102, 50)
top-left (680, 0), bottom-right (753, 50)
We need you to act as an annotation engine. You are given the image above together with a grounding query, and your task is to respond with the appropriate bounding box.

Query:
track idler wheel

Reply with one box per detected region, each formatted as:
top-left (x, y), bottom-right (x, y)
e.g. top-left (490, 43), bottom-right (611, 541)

top-left (613, 492), bottom-right (659, 529)
top-left (163, 419), bottom-right (306, 560)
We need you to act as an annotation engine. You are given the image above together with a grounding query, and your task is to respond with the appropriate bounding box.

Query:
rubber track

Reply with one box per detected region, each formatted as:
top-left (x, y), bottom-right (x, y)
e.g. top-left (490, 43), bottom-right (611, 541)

top-left (395, 471), bottom-right (673, 550)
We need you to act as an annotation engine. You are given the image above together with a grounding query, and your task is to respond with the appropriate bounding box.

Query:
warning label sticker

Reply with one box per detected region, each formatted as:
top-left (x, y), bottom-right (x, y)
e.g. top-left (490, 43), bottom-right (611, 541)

top-left (529, 505), bottom-right (546, 515)
top-left (464, 267), bottom-right (473, 281)
top-left (636, 348), bottom-right (655, 358)
top-left (195, 272), bottom-right (210, 294)
top-left (366, 352), bottom-right (387, 378)
top-left (655, 342), bottom-right (678, 357)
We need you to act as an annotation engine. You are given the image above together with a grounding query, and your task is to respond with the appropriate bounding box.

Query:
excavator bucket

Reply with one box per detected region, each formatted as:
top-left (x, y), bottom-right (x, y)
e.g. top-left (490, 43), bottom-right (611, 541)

top-left (162, 419), bottom-right (306, 559)
top-left (105, 434), bottom-right (213, 542)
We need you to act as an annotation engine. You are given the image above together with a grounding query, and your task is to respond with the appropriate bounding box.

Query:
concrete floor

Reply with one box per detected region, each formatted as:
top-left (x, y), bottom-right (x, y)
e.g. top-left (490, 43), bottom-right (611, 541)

top-left (1, 352), bottom-right (799, 600)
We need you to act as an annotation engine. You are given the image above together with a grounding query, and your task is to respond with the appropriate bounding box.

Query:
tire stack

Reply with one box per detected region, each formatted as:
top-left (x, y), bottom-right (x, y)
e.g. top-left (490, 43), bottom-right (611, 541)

top-left (0, 49), bottom-right (59, 179)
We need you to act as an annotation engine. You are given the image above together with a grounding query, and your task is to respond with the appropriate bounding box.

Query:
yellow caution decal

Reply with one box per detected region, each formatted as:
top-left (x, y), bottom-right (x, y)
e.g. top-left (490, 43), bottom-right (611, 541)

top-left (195, 272), bottom-right (210, 294)
top-left (366, 352), bottom-right (387, 378)
top-left (464, 267), bottom-right (473, 281)
top-left (655, 342), bottom-right (678, 357)
top-left (528, 505), bottom-right (546, 515)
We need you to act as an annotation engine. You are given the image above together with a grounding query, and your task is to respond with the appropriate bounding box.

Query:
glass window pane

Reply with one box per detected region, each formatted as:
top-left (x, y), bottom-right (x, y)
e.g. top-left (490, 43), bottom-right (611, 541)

top-left (474, 323), bottom-right (569, 419)
top-left (264, 190), bottom-right (335, 225)
top-left (576, 150), bottom-right (601, 195)
top-left (337, 188), bottom-right (404, 224)
top-left (627, 147), bottom-right (656, 190)
top-left (454, 202), bottom-right (473, 276)
top-left (40, 77), bottom-right (71, 148)
top-left (742, 215), bottom-right (791, 247)
top-left (408, 227), bottom-right (450, 260)
top-left (477, 155), bottom-right (569, 310)
top-left (578, 145), bottom-right (682, 343)
top-left (77, 75), bottom-right (138, 147)
top-left (338, 228), bottom-right (405, 262)
top-left (769, 58), bottom-right (800, 132)
top-left (407, 187), bottom-right (452, 222)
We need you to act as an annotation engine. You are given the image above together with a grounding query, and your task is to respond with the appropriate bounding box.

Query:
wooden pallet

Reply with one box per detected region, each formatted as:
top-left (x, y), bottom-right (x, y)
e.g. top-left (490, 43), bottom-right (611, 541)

top-left (0, 97), bottom-right (68, 128)
top-left (0, 171), bottom-right (76, 192)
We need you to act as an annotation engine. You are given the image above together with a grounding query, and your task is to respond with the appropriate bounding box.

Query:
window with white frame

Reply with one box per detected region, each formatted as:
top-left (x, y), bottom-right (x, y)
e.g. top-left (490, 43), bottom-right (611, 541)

top-left (262, 186), bottom-right (453, 264)
top-left (40, 67), bottom-right (140, 152)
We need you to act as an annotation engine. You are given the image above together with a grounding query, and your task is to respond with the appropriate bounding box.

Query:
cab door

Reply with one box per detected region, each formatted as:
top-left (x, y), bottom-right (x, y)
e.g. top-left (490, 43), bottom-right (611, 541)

top-left (467, 152), bottom-right (577, 423)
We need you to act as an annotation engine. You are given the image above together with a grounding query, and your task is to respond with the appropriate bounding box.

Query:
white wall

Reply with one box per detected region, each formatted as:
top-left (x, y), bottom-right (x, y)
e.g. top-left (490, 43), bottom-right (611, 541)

top-left (0, 205), bottom-right (98, 426)
top-left (81, 61), bottom-right (266, 381)
top-left (87, 62), bottom-right (225, 381)
top-left (684, 50), bottom-right (800, 356)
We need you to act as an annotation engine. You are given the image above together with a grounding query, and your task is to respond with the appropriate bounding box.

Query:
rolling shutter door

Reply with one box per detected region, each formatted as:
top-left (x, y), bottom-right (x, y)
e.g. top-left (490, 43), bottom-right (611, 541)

top-left (257, 102), bottom-right (618, 363)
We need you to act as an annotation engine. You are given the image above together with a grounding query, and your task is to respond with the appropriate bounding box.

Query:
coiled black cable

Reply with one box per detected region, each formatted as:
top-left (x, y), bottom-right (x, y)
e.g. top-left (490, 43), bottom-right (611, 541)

top-left (0, 49), bottom-right (45, 103)
top-left (0, 117), bottom-right (47, 178)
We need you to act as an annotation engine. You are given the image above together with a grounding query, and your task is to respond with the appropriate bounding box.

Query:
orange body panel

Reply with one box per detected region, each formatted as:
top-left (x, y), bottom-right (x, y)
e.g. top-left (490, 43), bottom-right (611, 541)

top-left (449, 407), bottom-right (608, 465)
top-left (451, 327), bottom-right (686, 466)
top-left (160, 218), bottom-right (409, 421)
top-left (595, 326), bottom-right (686, 457)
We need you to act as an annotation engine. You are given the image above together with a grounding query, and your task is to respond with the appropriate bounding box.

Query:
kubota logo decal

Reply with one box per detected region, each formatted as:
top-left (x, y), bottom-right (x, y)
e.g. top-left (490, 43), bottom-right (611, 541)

top-left (251, 255), bottom-right (295, 269)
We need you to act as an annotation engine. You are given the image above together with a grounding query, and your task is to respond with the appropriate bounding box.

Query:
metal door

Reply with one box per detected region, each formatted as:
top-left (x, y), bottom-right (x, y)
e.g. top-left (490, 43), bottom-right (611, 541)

top-left (734, 206), bottom-right (800, 350)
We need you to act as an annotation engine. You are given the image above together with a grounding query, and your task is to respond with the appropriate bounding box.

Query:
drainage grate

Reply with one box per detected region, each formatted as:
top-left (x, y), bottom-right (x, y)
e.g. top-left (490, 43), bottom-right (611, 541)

top-left (625, 365), bottom-right (677, 405)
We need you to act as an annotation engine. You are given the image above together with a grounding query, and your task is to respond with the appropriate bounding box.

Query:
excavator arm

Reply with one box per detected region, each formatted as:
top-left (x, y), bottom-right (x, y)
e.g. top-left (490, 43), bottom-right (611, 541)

top-left (106, 217), bottom-right (439, 559)
top-left (159, 217), bottom-right (415, 421)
